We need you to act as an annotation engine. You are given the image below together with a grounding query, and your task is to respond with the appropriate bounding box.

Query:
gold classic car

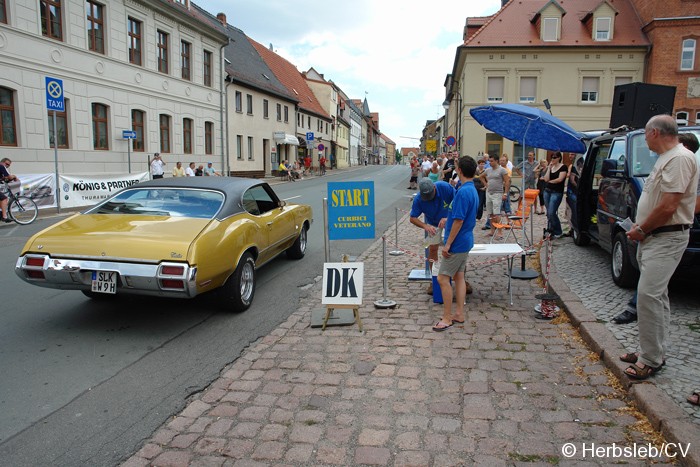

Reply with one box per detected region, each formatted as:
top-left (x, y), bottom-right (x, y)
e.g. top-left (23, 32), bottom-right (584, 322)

top-left (15, 177), bottom-right (312, 311)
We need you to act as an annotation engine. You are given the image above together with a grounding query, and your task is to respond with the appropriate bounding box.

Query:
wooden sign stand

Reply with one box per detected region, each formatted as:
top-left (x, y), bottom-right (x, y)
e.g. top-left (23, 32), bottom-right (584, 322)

top-left (322, 304), bottom-right (362, 332)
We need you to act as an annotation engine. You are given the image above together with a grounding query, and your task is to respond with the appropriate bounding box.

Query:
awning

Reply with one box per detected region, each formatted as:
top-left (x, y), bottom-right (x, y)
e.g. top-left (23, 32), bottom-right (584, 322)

top-left (273, 133), bottom-right (299, 145)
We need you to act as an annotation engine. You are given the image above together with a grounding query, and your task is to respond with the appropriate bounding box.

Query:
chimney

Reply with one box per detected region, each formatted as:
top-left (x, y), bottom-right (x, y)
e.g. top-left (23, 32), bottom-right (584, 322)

top-left (216, 12), bottom-right (226, 26)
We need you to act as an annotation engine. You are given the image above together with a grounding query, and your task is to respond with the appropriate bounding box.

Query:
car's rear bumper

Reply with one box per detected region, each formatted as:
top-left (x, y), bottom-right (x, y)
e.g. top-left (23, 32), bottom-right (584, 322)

top-left (15, 254), bottom-right (197, 298)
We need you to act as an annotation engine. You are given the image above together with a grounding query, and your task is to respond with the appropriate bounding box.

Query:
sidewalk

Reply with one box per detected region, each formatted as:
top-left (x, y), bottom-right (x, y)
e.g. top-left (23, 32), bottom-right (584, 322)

top-left (123, 206), bottom-right (699, 466)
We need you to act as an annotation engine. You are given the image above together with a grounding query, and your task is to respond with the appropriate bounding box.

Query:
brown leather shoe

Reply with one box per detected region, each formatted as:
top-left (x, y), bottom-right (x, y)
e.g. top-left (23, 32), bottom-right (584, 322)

top-left (465, 281), bottom-right (473, 294)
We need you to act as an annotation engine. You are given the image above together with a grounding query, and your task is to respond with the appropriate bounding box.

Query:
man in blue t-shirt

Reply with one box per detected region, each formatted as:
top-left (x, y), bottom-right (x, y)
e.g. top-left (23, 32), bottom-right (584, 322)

top-left (410, 178), bottom-right (455, 293)
top-left (432, 156), bottom-right (479, 332)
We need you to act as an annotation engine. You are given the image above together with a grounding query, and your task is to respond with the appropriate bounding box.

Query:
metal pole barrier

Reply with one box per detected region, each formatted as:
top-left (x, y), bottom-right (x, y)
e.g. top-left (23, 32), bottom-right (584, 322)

top-left (374, 236), bottom-right (397, 309)
top-left (389, 207), bottom-right (404, 256)
top-left (323, 198), bottom-right (330, 263)
top-left (52, 110), bottom-right (60, 214)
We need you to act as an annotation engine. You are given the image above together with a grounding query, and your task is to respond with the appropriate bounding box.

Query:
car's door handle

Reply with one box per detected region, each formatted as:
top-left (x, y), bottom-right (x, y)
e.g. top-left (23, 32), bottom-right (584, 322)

top-left (266, 222), bottom-right (273, 227)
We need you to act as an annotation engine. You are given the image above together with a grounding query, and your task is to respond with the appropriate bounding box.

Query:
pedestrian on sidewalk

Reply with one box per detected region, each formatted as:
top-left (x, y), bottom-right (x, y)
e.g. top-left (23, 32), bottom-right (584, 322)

top-left (410, 178), bottom-right (455, 295)
top-left (433, 156), bottom-right (479, 331)
top-left (622, 115), bottom-right (698, 380)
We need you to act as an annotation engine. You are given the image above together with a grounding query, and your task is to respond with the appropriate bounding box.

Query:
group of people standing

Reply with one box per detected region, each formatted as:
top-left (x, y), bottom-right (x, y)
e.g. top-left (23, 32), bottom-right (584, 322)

top-left (150, 154), bottom-right (221, 179)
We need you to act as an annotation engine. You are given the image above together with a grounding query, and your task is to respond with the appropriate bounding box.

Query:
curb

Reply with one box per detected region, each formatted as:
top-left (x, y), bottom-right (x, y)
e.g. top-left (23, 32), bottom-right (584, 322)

top-left (543, 244), bottom-right (700, 466)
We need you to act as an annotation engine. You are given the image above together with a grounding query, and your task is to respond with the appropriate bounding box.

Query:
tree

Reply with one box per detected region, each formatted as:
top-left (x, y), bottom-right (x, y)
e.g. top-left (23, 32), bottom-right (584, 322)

top-left (395, 149), bottom-right (402, 164)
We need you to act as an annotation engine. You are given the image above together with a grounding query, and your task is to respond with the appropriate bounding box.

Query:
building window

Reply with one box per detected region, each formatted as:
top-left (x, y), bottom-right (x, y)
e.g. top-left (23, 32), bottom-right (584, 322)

top-left (0, 87), bottom-right (17, 146)
top-left (307, 116), bottom-right (311, 128)
top-left (676, 111), bottom-right (689, 126)
top-left (246, 94), bottom-right (253, 115)
top-left (48, 103), bottom-right (69, 149)
top-left (542, 17), bottom-right (558, 42)
top-left (86, 1), bottom-right (105, 54)
top-left (247, 136), bottom-right (254, 160)
top-left (263, 99), bottom-right (269, 119)
top-left (581, 77), bottom-right (599, 103)
top-left (235, 91), bottom-right (242, 112)
top-left (157, 30), bottom-right (169, 74)
top-left (92, 103), bottom-right (109, 150)
top-left (519, 77), bottom-right (536, 103)
top-left (276, 103), bottom-right (281, 121)
top-left (128, 17), bottom-right (142, 65)
top-left (284, 106), bottom-right (289, 123)
top-left (183, 118), bottom-right (192, 153)
top-left (205, 121), bottom-right (213, 155)
top-left (697, 112), bottom-right (700, 126)
top-left (131, 109), bottom-right (144, 152)
top-left (681, 38), bottom-right (696, 71)
top-left (595, 17), bottom-right (611, 41)
top-left (159, 114), bottom-right (170, 153)
top-left (40, 0), bottom-right (63, 40)
top-left (614, 76), bottom-right (632, 87)
top-left (203, 50), bottom-right (212, 87)
top-left (487, 77), bottom-right (505, 103)
top-left (181, 40), bottom-right (191, 80)
top-left (236, 135), bottom-right (242, 159)
top-left (0, 0), bottom-right (7, 24)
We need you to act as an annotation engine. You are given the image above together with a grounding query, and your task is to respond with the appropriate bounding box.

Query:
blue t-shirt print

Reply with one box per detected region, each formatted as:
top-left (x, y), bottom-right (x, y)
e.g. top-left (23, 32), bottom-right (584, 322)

top-left (443, 181), bottom-right (479, 254)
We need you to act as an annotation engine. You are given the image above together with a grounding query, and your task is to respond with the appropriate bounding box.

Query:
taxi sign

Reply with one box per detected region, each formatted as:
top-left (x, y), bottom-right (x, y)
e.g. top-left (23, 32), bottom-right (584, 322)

top-left (45, 77), bottom-right (65, 112)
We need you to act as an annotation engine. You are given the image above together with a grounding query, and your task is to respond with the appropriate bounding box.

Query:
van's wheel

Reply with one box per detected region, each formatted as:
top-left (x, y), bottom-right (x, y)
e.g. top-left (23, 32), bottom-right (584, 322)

top-left (611, 232), bottom-right (638, 288)
top-left (572, 227), bottom-right (590, 246)
top-left (286, 224), bottom-right (307, 259)
top-left (220, 252), bottom-right (256, 312)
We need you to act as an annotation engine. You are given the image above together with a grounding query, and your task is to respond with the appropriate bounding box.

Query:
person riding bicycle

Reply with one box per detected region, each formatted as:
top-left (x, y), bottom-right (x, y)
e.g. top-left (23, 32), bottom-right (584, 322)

top-left (1, 157), bottom-right (19, 223)
top-left (319, 156), bottom-right (326, 175)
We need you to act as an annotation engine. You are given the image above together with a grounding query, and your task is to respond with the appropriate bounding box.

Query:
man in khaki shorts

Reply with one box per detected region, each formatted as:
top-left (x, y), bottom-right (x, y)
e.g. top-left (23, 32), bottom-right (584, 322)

top-left (432, 156), bottom-right (479, 332)
top-left (479, 153), bottom-right (510, 239)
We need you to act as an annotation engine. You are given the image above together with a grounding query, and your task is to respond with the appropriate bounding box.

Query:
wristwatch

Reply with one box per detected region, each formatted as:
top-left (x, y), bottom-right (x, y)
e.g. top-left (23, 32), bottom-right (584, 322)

top-left (635, 226), bottom-right (646, 238)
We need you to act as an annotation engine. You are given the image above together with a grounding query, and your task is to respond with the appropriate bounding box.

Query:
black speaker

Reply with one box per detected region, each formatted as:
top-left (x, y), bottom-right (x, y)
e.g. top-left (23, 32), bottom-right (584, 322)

top-left (609, 82), bottom-right (676, 129)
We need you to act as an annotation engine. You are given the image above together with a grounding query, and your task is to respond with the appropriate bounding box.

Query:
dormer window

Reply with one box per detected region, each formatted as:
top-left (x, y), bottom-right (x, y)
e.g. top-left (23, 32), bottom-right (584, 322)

top-left (542, 17), bottom-right (559, 42)
top-left (595, 17), bottom-right (611, 41)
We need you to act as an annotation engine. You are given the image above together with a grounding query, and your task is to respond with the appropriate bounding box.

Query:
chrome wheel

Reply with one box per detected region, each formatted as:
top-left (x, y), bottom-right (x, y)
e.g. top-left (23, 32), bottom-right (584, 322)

top-left (239, 260), bottom-right (255, 305)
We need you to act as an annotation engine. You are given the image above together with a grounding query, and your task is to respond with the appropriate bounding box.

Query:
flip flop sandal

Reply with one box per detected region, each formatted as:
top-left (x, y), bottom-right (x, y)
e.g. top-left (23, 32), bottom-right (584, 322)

top-left (452, 319), bottom-right (465, 324)
top-left (432, 321), bottom-right (453, 332)
top-left (688, 392), bottom-right (700, 406)
top-left (625, 363), bottom-right (661, 380)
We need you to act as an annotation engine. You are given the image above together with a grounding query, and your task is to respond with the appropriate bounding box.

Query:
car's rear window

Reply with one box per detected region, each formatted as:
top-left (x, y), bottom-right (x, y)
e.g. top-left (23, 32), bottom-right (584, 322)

top-left (88, 188), bottom-right (224, 219)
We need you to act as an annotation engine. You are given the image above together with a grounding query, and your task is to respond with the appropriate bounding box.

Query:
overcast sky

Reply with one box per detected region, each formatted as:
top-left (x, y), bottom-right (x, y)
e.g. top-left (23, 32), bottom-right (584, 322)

top-left (196, 0), bottom-right (503, 149)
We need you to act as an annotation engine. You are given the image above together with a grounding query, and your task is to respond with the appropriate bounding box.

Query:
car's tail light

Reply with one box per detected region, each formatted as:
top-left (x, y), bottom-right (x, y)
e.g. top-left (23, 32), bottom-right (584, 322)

top-left (26, 270), bottom-right (45, 279)
top-left (160, 279), bottom-right (184, 289)
top-left (161, 265), bottom-right (185, 275)
top-left (26, 257), bottom-right (45, 267)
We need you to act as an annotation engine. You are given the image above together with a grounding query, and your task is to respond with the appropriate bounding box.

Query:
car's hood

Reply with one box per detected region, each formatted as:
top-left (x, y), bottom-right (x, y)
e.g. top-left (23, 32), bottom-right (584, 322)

top-left (23, 214), bottom-right (212, 262)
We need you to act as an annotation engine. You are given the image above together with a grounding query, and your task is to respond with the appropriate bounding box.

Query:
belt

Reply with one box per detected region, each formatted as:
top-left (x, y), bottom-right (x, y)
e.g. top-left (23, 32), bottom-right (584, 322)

top-left (650, 224), bottom-right (691, 235)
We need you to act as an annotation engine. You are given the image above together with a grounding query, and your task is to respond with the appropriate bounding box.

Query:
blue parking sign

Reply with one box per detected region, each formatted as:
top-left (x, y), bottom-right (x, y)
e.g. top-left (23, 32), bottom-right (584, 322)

top-left (45, 77), bottom-right (64, 112)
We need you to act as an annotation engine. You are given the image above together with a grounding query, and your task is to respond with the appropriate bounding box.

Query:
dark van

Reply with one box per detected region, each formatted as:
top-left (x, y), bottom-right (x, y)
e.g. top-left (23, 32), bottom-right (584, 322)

top-left (566, 126), bottom-right (700, 287)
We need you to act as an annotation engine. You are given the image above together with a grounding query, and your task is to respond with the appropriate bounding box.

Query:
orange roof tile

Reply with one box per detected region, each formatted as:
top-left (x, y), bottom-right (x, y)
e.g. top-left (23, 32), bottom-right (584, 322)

top-left (465, 0), bottom-right (649, 48)
top-left (248, 38), bottom-right (331, 120)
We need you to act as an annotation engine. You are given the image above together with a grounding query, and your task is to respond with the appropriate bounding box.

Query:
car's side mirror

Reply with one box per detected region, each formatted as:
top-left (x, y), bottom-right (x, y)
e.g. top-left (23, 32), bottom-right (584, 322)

top-left (601, 158), bottom-right (625, 178)
top-left (278, 200), bottom-right (287, 208)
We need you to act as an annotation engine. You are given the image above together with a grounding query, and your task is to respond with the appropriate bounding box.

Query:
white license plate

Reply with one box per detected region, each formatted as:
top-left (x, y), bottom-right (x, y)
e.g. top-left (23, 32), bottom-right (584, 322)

top-left (91, 271), bottom-right (118, 294)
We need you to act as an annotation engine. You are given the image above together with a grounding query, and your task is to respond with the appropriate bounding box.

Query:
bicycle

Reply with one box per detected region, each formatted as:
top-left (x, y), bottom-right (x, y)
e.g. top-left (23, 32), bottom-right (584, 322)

top-left (509, 185), bottom-right (521, 203)
top-left (2, 181), bottom-right (38, 225)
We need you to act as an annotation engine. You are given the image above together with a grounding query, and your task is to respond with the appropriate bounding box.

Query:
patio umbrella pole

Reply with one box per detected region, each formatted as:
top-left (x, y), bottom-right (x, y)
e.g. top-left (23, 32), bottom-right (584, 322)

top-left (511, 133), bottom-right (538, 280)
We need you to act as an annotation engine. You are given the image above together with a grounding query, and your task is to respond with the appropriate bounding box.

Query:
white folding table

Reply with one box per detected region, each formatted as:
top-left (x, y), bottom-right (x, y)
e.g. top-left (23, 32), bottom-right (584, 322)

top-left (469, 243), bottom-right (524, 305)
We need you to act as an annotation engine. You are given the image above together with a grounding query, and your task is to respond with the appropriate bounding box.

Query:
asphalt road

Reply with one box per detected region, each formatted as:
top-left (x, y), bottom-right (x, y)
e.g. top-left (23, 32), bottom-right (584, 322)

top-left (0, 164), bottom-right (413, 466)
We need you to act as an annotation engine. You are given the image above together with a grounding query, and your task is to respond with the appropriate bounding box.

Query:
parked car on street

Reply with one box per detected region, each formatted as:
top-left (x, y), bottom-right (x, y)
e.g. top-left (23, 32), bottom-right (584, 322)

top-left (566, 126), bottom-right (700, 287)
top-left (15, 177), bottom-right (312, 311)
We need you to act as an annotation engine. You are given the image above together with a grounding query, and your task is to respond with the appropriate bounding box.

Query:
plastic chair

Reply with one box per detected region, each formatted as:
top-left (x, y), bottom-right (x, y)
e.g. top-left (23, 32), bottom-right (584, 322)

top-left (491, 189), bottom-right (539, 246)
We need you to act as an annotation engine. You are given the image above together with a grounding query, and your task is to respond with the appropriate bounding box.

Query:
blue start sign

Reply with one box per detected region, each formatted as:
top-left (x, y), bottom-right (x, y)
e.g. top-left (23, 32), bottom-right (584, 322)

top-left (327, 181), bottom-right (375, 240)
top-left (45, 76), bottom-right (64, 112)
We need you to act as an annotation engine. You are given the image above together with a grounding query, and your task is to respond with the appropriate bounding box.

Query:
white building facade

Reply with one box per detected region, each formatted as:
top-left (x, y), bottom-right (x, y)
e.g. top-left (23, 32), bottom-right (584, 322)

top-left (0, 0), bottom-right (228, 174)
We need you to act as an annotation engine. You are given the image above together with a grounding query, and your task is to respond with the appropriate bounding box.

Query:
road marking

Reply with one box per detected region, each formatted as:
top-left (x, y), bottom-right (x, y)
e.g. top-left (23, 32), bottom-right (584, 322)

top-left (284, 195), bottom-right (301, 201)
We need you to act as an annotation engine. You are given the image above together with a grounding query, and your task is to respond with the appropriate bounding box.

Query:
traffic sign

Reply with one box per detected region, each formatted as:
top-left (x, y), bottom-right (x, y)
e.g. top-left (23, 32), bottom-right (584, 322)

top-left (122, 130), bottom-right (137, 139)
top-left (306, 132), bottom-right (314, 141)
top-left (45, 76), bottom-right (64, 112)
top-left (318, 143), bottom-right (325, 151)
top-left (445, 135), bottom-right (456, 146)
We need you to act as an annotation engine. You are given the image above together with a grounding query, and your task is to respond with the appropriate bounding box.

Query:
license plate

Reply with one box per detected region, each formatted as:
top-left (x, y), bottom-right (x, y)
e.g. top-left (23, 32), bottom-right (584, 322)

top-left (91, 271), bottom-right (118, 294)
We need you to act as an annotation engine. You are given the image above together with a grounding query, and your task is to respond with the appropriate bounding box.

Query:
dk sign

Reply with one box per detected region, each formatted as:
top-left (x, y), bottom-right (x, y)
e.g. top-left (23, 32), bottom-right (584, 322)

top-left (321, 262), bottom-right (364, 305)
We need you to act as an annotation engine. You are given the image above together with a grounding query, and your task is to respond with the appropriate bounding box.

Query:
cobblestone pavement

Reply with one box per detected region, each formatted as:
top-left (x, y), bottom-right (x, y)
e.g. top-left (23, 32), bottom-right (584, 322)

top-left (551, 228), bottom-right (700, 423)
top-left (123, 205), bottom-right (683, 467)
